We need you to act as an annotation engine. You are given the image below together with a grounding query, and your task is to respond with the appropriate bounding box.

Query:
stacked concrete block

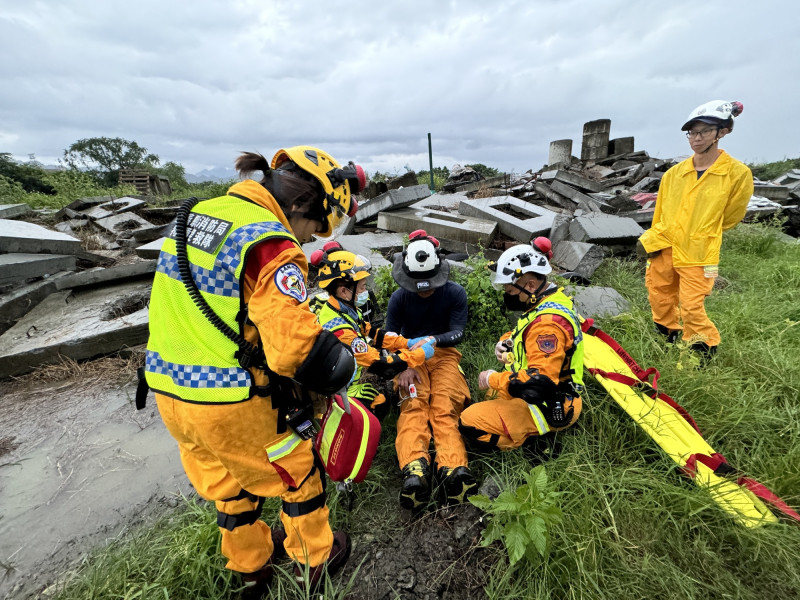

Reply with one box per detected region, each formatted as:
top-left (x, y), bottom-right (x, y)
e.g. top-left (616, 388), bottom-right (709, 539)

top-left (458, 196), bottom-right (555, 242)
top-left (548, 140), bottom-right (573, 167)
top-left (581, 119), bottom-right (611, 161)
top-left (608, 137), bottom-right (634, 155)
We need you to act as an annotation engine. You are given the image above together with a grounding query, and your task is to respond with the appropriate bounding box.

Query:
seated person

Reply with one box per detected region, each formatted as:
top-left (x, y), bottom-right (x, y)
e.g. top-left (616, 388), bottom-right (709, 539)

top-left (459, 242), bottom-right (584, 454)
top-left (310, 241), bottom-right (433, 420)
top-left (386, 230), bottom-right (478, 509)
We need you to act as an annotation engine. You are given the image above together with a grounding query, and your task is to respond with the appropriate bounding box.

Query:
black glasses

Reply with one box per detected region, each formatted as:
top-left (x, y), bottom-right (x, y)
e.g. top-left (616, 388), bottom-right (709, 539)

top-left (686, 128), bottom-right (718, 139)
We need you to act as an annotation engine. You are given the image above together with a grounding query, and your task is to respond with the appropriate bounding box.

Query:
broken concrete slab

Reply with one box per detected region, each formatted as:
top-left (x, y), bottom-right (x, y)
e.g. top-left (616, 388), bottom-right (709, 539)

top-left (533, 182), bottom-right (578, 212)
top-left (0, 203), bottom-right (33, 219)
top-left (568, 285), bottom-right (630, 319)
top-left (94, 212), bottom-right (163, 243)
top-left (753, 184), bottom-right (790, 203)
top-left (0, 273), bottom-right (72, 336)
top-left (552, 241), bottom-right (605, 280)
top-left (0, 279), bottom-right (152, 379)
top-left (569, 214), bottom-right (645, 244)
top-left (377, 207), bottom-right (496, 246)
top-left (0, 254), bottom-right (77, 289)
top-left (0, 219), bottom-right (83, 255)
top-left (136, 237), bottom-right (167, 259)
top-left (355, 184), bottom-right (431, 224)
top-left (458, 196), bottom-right (555, 242)
top-left (54, 195), bottom-right (113, 219)
top-left (540, 169), bottom-right (604, 193)
top-left (549, 213), bottom-right (572, 247)
top-left (452, 174), bottom-right (507, 194)
top-left (54, 260), bottom-right (156, 291)
top-left (81, 197), bottom-right (147, 220)
top-left (548, 181), bottom-right (603, 213)
top-left (304, 233), bottom-right (406, 269)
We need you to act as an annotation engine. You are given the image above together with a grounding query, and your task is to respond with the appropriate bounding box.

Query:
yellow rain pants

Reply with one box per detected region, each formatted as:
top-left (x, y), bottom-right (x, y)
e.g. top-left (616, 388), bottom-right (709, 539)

top-left (645, 246), bottom-right (719, 346)
top-left (395, 346), bottom-right (470, 470)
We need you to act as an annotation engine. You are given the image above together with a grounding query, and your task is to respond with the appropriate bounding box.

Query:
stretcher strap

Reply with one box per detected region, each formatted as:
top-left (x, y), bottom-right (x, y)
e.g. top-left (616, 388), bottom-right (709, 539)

top-left (584, 319), bottom-right (800, 524)
top-left (684, 452), bottom-right (800, 523)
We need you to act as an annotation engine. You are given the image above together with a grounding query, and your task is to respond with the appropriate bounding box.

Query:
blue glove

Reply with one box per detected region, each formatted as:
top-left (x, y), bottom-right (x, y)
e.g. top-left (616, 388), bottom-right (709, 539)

top-left (421, 341), bottom-right (435, 360)
top-left (407, 336), bottom-right (427, 349)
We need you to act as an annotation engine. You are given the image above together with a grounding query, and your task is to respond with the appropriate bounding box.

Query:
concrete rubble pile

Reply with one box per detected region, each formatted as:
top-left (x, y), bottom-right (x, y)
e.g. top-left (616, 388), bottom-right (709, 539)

top-left (0, 195), bottom-right (174, 378)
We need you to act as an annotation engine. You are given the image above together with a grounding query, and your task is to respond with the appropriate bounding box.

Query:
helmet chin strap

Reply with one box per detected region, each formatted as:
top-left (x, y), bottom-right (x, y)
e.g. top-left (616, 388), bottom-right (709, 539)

top-left (510, 278), bottom-right (549, 306)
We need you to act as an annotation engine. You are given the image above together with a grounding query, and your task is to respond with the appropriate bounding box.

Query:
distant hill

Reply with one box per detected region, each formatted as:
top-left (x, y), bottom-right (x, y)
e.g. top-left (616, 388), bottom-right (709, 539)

top-left (185, 167), bottom-right (237, 183)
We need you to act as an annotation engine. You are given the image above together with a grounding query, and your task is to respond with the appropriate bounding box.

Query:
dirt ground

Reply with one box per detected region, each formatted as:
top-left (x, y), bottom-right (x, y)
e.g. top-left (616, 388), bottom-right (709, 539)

top-left (0, 357), bottom-right (500, 600)
top-left (0, 357), bottom-right (191, 600)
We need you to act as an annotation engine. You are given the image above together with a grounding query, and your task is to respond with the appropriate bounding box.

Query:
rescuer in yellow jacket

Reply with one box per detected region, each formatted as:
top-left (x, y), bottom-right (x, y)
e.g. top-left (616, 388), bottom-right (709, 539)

top-left (143, 146), bottom-right (366, 595)
top-left (459, 243), bottom-right (583, 455)
top-left (638, 100), bottom-right (754, 361)
top-left (309, 243), bottom-right (433, 420)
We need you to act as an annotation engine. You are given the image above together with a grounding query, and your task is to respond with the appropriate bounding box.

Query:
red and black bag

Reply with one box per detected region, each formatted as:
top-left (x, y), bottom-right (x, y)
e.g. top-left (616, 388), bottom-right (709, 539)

top-left (314, 394), bottom-right (381, 483)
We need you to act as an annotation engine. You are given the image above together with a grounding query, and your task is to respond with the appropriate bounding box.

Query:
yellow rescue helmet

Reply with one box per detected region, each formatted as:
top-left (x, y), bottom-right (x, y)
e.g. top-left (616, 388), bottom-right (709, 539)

top-left (310, 241), bottom-right (372, 289)
top-left (271, 146), bottom-right (366, 238)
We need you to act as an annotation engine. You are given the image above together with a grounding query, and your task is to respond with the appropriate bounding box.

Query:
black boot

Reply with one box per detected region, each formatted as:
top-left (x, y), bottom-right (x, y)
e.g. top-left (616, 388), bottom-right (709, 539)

top-left (437, 465), bottom-right (478, 506)
top-left (654, 322), bottom-right (680, 344)
top-left (689, 342), bottom-right (717, 366)
top-left (399, 458), bottom-right (431, 510)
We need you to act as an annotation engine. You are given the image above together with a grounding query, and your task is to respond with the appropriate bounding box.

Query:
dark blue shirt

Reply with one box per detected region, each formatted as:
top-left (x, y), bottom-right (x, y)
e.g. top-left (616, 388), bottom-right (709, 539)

top-left (384, 281), bottom-right (467, 347)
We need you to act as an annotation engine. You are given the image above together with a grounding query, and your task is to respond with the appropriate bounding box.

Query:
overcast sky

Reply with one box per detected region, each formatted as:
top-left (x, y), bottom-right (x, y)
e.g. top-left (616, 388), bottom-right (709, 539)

top-left (2, 0), bottom-right (799, 179)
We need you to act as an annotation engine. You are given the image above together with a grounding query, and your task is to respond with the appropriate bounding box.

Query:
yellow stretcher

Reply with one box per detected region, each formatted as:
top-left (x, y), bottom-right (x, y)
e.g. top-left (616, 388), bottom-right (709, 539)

top-left (581, 320), bottom-right (799, 528)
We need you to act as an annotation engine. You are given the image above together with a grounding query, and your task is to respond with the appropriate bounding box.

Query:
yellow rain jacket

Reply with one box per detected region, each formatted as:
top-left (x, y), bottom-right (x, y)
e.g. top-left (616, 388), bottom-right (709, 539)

top-left (639, 150), bottom-right (753, 267)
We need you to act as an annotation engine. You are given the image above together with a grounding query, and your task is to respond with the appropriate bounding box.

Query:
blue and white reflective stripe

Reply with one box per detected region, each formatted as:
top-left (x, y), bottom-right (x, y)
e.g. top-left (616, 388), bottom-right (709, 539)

top-left (145, 350), bottom-right (251, 388)
top-left (157, 252), bottom-right (239, 298)
top-left (266, 432), bottom-right (304, 462)
top-left (527, 404), bottom-right (551, 435)
top-left (217, 222), bottom-right (290, 272)
top-left (536, 301), bottom-right (582, 343)
top-left (322, 317), bottom-right (349, 332)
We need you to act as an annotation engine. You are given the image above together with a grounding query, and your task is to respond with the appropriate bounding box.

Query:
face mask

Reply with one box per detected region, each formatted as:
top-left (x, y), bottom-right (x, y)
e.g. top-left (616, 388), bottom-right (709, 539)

top-left (503, 292), bottom-right (530, 312)
top-left (355, 291), bottom-right (370, 307)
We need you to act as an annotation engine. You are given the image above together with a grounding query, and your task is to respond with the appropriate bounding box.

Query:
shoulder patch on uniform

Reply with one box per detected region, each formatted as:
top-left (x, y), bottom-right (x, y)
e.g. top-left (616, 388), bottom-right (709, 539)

top-left (351, 338), bottom-right (369, 354)
top-left (274, 263), bottom-right (307, 302)
top-left (536, 333), bottom-right (558, 355)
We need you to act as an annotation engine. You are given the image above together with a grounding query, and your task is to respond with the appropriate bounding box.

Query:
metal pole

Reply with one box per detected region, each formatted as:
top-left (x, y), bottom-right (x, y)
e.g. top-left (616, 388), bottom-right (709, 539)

top-left (427, 132), bottom-right (435, 193)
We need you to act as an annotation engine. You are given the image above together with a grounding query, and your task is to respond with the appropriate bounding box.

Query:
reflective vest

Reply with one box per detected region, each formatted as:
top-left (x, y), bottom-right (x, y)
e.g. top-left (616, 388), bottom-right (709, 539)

top-left (506, 288), bottom-right (584, 434)
top-left (145, 194), bottom-right (297, 403)
top-left (316, 299), bottom-right (368, 382)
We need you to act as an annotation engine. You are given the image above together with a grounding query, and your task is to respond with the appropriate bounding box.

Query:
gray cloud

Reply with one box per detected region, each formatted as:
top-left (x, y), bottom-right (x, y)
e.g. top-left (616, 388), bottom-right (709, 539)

top-left (2, 0), bottom-right (798, 176)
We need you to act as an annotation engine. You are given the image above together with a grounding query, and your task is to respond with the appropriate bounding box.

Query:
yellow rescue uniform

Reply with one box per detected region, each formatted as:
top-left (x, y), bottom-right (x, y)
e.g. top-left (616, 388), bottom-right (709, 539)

top-left (153, 180), bottom-right (334, 573)
top-left (460, 305), bottom-right (582, 450)
top-left (639, 151), bottom-right (753, 345)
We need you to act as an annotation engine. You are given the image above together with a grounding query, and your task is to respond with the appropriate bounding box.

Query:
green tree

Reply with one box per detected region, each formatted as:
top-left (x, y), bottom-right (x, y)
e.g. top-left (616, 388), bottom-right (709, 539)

top-left (154, 160), bottom-right (188, 190)
top-left (466, 163), bottom-right (501, 179)
top-left (62, 137), bottom-right (160, 187)
top-left (0, 152), bottom-right (56, 195)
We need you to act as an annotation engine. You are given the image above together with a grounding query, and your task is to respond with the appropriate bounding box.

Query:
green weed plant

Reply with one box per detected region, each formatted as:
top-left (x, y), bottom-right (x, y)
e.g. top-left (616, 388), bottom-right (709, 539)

top-left (470, 465), bottom-right (563, 568)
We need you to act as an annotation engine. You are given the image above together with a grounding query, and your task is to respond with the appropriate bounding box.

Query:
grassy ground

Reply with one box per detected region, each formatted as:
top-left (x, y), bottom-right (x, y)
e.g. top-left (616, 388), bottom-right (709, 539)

top-left (49, 221), bottom-right (800, 599)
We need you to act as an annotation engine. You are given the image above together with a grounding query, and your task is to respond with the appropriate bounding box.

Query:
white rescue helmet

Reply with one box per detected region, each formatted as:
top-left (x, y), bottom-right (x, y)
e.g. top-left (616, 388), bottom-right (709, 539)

top-left (681, 100), bottom-right (743, 132)
top-left (490, 244), bottom-right (551, 287)
top-left (391, 229), bottom-right (450, 292)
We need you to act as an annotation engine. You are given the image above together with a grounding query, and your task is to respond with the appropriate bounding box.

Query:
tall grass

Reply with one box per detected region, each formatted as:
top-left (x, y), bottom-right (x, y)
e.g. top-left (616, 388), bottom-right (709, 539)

top-left (50, 221), bottom-right (800, 599)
